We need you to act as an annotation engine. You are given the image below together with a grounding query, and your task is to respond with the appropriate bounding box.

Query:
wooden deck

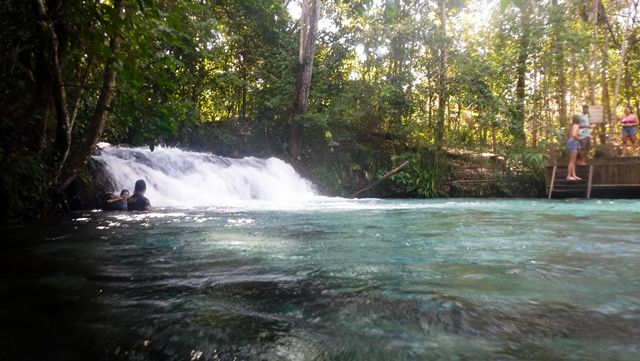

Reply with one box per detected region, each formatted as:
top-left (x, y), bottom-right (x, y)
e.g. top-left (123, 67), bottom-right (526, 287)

top-left (546, 157), bottom-right (640, 198)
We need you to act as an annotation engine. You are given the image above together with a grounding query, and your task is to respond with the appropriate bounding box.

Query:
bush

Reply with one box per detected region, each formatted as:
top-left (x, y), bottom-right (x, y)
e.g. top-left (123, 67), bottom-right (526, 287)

top-left (388, 149), bottom-right (449, 198)
top-left (501, 148), bottom-right (548, 196)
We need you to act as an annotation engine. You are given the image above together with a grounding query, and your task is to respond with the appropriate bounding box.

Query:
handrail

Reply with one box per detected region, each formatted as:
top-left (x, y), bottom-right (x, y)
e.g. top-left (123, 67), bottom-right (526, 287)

top-left (548, 165), bottom-right (557, 199)
top-left (586, 165), bottom-right (594, 199)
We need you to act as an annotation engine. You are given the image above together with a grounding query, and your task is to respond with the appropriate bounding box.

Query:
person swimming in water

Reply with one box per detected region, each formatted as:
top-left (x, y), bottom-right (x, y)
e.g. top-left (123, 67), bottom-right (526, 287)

top-left (103, 189), bottom-right (129, 211)
top-left (127, 179), bottom-right (152, 211)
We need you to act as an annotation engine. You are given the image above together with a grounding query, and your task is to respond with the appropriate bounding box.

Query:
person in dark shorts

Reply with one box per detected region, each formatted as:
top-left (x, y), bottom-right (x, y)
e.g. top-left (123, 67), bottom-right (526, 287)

top-left (127, 179), bottom-right (152, 211)
top-left (566, 115), bottom-right (581, 180)
top-left (620, 106), bottom-right (638, 157)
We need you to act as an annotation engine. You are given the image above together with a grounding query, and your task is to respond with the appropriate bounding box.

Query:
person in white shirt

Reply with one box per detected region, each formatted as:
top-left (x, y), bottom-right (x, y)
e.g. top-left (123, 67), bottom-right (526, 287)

top-left (578, 104), bottom-right (594, 165)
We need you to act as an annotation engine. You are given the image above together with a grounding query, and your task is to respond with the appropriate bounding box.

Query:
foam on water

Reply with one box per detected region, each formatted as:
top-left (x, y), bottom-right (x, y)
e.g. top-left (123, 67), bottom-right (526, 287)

top-left (94, 145), bottom-right (318, 207)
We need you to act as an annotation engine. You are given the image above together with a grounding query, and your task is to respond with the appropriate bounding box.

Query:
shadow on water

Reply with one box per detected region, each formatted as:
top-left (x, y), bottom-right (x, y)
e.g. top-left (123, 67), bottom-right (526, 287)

top-left (3, 260), bottom-right (638, 361)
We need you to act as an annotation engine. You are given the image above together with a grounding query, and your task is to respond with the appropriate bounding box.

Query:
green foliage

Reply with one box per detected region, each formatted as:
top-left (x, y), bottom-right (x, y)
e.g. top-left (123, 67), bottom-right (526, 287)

top-left (388, 150), bottom-right (449, 198)
top-left (505, 148), bottom-right (548, 176)
top-left (502, 148), bottom-right (549, 196)
top-left (103, 0), bottom-right (296, 148)
top-left (0, 156), bottom-right (49, 220)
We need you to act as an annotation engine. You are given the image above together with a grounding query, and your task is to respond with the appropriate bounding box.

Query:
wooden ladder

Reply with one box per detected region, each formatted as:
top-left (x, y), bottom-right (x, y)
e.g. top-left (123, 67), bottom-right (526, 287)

top-left (548, 165), bottom-right (594, 199)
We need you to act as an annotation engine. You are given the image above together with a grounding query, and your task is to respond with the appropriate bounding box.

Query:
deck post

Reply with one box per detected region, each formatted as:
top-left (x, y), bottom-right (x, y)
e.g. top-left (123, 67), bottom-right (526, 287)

top-left (548, 166), bottom-right (557, 199)
top-left (586, 165), bottom-right (594, 199)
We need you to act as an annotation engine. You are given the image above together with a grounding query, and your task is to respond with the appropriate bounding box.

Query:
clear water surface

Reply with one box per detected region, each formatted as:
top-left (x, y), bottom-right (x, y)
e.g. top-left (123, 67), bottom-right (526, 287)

top-left (1, 198), bottom-right (639, 361)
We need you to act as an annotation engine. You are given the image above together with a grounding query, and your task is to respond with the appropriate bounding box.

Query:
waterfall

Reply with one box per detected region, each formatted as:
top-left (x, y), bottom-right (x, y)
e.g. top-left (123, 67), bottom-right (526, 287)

top-left (93, 145), bottom-right (318, 207)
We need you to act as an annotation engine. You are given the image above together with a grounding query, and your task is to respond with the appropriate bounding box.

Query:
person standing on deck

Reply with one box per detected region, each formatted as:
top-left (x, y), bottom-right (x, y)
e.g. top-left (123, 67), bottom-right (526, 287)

top-left (620, 106), bottom-right (638, 157)
top-left (578, 105), bottom-right (593, 165)
top-left (127, 179), bottom-right (152, 211)
top-left (566, 115), bottom-right (581, 181)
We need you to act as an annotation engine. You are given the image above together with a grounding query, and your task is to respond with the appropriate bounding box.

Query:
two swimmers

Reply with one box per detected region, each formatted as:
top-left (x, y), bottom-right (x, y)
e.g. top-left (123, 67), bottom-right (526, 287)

top-left (103, 189), bottom-right (129, 211)
top-left (103, 179), bottom-right (152, 211)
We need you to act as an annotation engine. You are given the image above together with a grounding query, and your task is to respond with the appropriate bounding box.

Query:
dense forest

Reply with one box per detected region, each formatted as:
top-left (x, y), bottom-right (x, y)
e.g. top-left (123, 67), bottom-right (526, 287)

top-left (1, 0), bottom-right (639, 219)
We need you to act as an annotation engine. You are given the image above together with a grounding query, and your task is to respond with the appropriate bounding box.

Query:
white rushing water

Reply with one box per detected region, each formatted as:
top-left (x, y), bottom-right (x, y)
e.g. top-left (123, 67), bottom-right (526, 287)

top-left (94, 145), bottom-right (318, 208)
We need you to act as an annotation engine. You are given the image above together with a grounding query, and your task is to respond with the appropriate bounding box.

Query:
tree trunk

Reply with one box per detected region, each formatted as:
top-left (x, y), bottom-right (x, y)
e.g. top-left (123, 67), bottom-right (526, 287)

top-left (589, 0), bottom-right (599, 105)
top-left (601, 34), bottom-right (610, 124)
top-left (624, 55), bottom-right (631, 106)
top-left (551, 0), bottom-right (567, 124)
top-left (350, 161), bottom-right (409, 198)
top-left (626, 28), bottom-right (637, 106)
top-left (240, 51), bottom-right (247, 122)
top-left (69, 54), bottom-right (95, 127)
top-left (569, 53), bottom-right (576, 117)
top-left (428, 92), bottom-right (434, 130)
top-left (532, 54), bottom-right (540, 148)
top-left (31, 51), bottom-right (52, 154)
top-left (492, 127), bottom-right (497, 155)
top-left (36, 0), bottom-right (72, 171)
top-left (613, 8), bottom-right (633, 118)
top-left (59, 0), bottom-right (123, 190)
top-left (436, 0), bottom-right (447, 146)
top-left (290, 0), bottom-right (320, 159)
top-left (586, 64), bottom-right (595, 105)
top-left (513, 0), bottom-right (532, 145)
top-left (514, 45), bottom-right (527, 143)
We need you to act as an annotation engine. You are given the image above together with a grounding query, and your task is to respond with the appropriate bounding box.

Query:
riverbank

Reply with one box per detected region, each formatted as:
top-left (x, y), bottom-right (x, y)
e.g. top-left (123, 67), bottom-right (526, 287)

top-left (1, 144), bottom-right (547, 224)
top-left (61, 146), bottom-right (545, 214)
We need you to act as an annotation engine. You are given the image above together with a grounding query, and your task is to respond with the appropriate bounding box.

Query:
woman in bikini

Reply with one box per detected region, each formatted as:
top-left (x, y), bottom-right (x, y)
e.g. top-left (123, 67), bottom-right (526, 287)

top-left (566, 115), bottom-right (581, 180)
top-left (620, 106), bottom-right (638, 157)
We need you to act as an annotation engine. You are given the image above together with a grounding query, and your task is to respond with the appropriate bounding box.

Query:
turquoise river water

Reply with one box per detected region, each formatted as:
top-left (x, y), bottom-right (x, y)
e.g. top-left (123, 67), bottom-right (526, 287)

top-left (1, 199), bottom-right (639, 361)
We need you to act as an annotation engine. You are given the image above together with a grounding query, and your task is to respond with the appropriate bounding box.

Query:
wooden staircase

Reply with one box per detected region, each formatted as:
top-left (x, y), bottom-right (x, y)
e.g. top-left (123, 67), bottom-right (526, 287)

top-left (548, 165), bottom-right (594, 199)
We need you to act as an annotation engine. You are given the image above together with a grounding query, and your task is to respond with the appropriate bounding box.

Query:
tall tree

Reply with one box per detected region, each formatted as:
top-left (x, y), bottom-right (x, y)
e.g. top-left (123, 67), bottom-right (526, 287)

top-left (613, 2), bottom-right (636, 118)
top-left (36, 0), bottom-right (124, 189)
top-left (514, 0), bottom-right (534, 145)
top-left (1, 0), bottom-right (131, 217)
top-left (436, 0), bottom-right (448, 145)
top-left (291, 0), bottom-right (321, 159)
top-left (551, 0), bottom-right (567, 124)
